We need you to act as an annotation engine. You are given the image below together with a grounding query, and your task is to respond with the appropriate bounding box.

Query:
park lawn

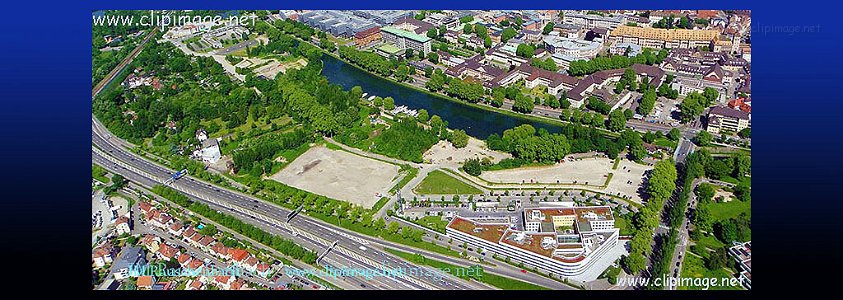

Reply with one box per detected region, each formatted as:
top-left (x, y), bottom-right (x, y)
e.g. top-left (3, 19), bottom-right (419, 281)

top-left (384, 248), bottom-right (548, 290)
top-left (653, 137), bottom-right (678, 150)
top-left (415, 215), bottom-right (450, 233)
top-left (719, 175), bottom-right (751, 186)
top-left (414, 170), bottom-right (482, 195)
top-left (370, 197), bottom-right (389, 213)
top-left (93, 164), bottom-right (110, 184)
top-left (679, 254), bottom-right (741, 290)
top-left (613, 213), bottom-right (635, 236)
top-left (390, 166), bottom-right (419, 193)
top-left (704, 199), bottom-right (751, 221)
top-left (695, 235), bottom-right (726, 252)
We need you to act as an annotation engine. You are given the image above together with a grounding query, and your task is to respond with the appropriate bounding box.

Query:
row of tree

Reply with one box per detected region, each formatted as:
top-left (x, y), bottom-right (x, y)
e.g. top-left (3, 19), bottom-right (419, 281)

top-left (568, 48), bottom-right (669, 76)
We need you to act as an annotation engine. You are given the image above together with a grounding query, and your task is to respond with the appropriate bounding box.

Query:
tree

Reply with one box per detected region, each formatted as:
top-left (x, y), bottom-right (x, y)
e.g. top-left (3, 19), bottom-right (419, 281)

top-left (544, 94), bottom-right (560, 109)
top-left (501, 27), bottom-right (517, 43)
top-left (427, 28), bottom-right (438, 39)
top-left (512, 95), bottom-right (535, 113)
top-left (484, 36), bottom-right (492, 48)
top-left (637, 89), bottom-right (657, 115)
top-left (448, 129), bottom-right (470, 148)
top-left (647, 160), bottom-right (678, 202)
top-left (427, 52), bottom-right (439, 64)
top-left (350, 86), bottom-right (364, 99)
top-left (623, 254), bottom-right (647, 274)
top-left (695, 130), bottom-right (713, 146)
top-left (417, 109), bottom-right (429, 122)
top-left (473, 24), bottom-right (488, 38)
top-left (491, 90), bottom-right (505, 107)
top-left (738, 128), bottom-right (751, 139)
top-left (383, 97), bottom-right (395, 110)
top-left (668, 128), bottom-right (682, 141)
top-left (702, 87), bottom-right (719, 107)
top-left (733, 183), bottom-right (751, 202)
top-left (733, 153), bottom-right (751, 177)
top-left (387, 221), bottom-right (400, 234)
top-left (515, 43), bottom-right (535, 58)
top-left (373, 96), bottom-right (384, 107)
top-left (695, 183), bottom-right (716, 203)
top-left (463, 158), bottom-right (482, 176)
top-left (542, 22), bottom-right (555, 34)
top-left (706, 248), bottom-right (730, 271)
top-left (373, 218), bottom-right (386, 231)
top-left (607, 110), bottom-right (626, 132)
top-left (463, 23), bottom-right (473, 34)
top-left (429, 115), bottom-right (446, 137)
top-left (415, 12), bottom-right (426, 20)
top-left (586, 96), bottom-right (611, 115)
top-left (706, 159), bottom-right (732, 180)
top-left (405, 48), bottom-right (414, 59)
top-left (693, 204), bottom-right (714, 232)
top-left (679, 92), bottom-right (706, 123)
top-left (200, 224), bottom-right (218, 236)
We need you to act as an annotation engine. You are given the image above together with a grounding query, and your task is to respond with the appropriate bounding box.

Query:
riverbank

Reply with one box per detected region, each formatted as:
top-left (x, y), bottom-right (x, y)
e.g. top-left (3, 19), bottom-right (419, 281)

top-left (315, 44), bottom-right (619, 139)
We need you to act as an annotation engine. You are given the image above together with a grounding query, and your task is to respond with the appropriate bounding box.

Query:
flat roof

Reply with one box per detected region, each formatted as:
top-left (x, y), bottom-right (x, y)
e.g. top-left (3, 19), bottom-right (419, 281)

top-left (381, 26), bottom-right (431, 43)
top-left (448, 216), bottom-right (509, 243)
top-left (377, 43), bottom-right (403, 54)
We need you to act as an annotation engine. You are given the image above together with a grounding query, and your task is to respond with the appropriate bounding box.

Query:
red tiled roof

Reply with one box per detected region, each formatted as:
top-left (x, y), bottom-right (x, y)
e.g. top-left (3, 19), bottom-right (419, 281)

top-left (177, 253), bottom-right (191, 264)
top-left (229, 249), bottom-right (249, 262)
top-left (137, 276), bottom-right (154, 288)
top-left (354, 26), bottom-right (381, 39)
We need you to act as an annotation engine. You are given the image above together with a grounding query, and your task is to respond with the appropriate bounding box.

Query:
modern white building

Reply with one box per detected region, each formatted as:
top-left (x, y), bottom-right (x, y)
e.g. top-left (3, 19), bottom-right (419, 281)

top-left (446, 206), bottom-right (620, 278)
top-left (380, 26), bottom-right (433, 56)
top-left (543, 35), bottom-right (602, 60)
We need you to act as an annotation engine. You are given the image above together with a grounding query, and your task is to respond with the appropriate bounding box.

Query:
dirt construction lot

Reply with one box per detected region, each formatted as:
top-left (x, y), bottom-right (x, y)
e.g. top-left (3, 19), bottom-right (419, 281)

top-left (480, 157), bottom-right (616, 185)
top-left (478, 157), bottom-right (652, 202)
top-left (270, 145), bottom-right (399, 209)
top-left (423, 137), bottom-right (512, 166)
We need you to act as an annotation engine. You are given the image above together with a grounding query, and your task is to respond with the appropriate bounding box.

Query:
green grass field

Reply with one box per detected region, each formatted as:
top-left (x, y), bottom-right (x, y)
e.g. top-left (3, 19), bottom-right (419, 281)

top-left (704, 199), bottom-right (751, 220)
top-left (414, 170), bottom-right (482, 195)
top-left (92, 164), bottom-right (110, 184)
top-left (384, 248), bottom-right (549, 290)
top-left (414, 215), bottom-right (450, 233)
top-left (679, 254), bottom-right (741, 290)
top-left (695, 235), bottom-right (726, 252)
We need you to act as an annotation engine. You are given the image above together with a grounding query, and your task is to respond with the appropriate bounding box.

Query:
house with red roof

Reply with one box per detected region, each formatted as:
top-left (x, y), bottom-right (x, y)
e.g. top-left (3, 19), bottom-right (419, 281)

top-left (137, 276), bottom-right (156, 289)
top-left (213, 276), bottom-right (235, 290)
top-left (156, 243), bottom-right (179, 261)
top-left (228, 248), bottom-right (249, 262)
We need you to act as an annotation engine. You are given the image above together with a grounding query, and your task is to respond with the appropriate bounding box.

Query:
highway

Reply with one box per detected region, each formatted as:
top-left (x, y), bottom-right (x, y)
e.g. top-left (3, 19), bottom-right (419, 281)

top-left (93, 117), bottom-right (487, 290)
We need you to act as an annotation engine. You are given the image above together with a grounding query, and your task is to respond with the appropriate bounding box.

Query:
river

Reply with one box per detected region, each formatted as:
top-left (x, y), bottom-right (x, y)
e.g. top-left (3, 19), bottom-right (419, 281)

top-left (320, 54), bottom-right (563, 139)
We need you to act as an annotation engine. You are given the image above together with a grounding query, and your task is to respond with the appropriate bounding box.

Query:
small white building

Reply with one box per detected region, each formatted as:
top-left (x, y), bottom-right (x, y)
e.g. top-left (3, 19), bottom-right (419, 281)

top-left (197, 138), bottom-right (222, 164)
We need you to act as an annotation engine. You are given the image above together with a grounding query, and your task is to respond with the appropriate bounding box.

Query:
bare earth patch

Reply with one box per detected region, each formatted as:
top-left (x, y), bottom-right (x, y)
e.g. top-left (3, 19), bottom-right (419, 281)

top-left (270, 145), bottom-right (399, 209)
top-left (478, 157), bottom-right (652, 202)
top-left (423, 137), bottom-right (511, 166)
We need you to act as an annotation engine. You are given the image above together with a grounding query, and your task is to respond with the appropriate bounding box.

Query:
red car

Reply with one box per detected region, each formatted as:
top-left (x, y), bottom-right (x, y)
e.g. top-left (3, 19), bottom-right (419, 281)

top-left (520, 269), bottom-right (527, 274)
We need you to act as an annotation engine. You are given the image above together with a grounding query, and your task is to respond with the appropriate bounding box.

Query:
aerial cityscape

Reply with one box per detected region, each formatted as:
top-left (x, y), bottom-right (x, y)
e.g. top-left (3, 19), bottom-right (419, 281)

top-left (92, 9), bottom-right (751, 290)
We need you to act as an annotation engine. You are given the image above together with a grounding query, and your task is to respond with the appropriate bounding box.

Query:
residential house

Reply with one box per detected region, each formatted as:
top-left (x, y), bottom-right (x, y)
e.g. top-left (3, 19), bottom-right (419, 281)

top-left (111, 246), bottom-right (147, 280)
top-left (92, 243), bottom-right (115, 268)
top-left (114, 216), bottom-right (131, 235)
top-left (137, 276), bottom-right (156, 289)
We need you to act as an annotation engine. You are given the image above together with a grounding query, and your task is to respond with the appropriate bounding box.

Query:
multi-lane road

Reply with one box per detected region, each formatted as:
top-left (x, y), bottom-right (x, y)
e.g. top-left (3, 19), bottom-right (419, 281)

top-left (93, 117), bottom-right (488, 290)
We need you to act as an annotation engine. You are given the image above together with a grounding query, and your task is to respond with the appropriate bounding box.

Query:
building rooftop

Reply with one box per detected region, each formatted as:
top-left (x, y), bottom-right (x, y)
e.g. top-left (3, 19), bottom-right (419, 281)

top-left (381, 26), bottom-right (432, 43)
top-left (710, 105), bottom-right (750, 120)
top-left (612, 25), bottom-right (719, 42)
top-left (377, 43), bottom-right (403, 55)
top-left (448, 216), bottom-right (510, 243)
